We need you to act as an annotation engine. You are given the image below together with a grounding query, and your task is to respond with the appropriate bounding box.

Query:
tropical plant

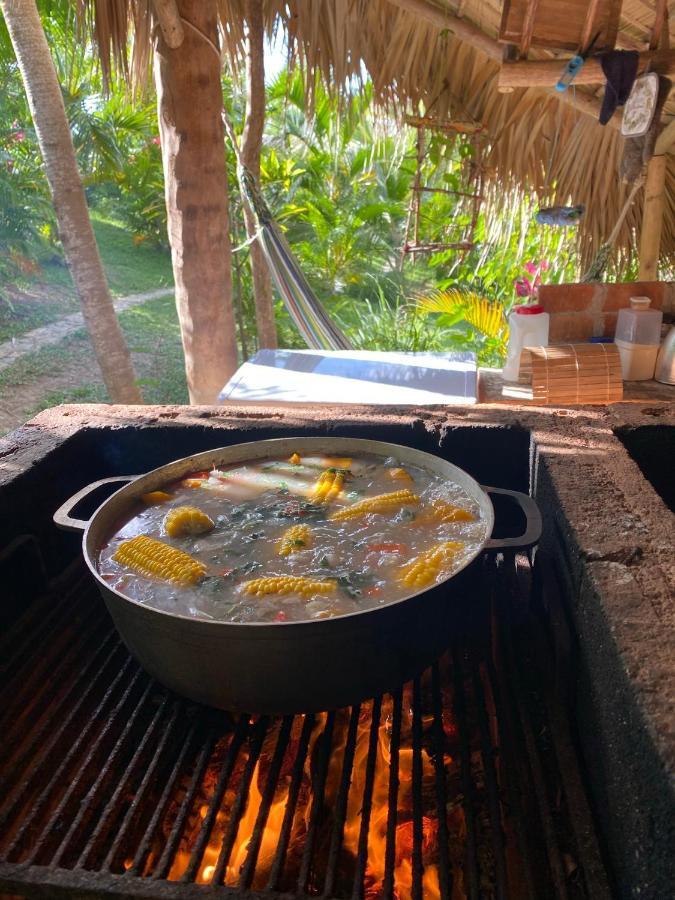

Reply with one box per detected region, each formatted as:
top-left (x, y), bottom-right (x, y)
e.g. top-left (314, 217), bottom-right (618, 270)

top-left (334, 281), bottom-right (443, 352)
top-left (1, 0), bottom-right (141, 402)
top-left (417, 288), bottom-right (508, 366)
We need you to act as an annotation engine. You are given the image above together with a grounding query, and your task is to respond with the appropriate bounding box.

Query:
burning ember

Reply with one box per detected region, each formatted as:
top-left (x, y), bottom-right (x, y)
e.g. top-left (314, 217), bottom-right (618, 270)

top-left (143, 653), bottom-right (497, 898)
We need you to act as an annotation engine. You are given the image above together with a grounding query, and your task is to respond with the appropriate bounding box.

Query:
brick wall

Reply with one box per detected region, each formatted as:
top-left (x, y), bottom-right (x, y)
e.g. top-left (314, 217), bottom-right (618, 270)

top-left (538, 282), bottom-right (674, 343)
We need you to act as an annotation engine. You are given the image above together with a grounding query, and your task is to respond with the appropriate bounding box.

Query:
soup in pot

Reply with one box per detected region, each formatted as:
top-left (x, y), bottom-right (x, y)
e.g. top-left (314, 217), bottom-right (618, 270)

top-left (98, 450), bottom-right (489, 623)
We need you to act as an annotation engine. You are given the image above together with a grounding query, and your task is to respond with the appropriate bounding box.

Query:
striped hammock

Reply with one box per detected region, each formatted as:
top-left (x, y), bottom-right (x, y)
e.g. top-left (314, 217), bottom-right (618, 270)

top-left (179, 23), bottom-right (351, 351)
top-left (235, 164), bottom-right (352, 350)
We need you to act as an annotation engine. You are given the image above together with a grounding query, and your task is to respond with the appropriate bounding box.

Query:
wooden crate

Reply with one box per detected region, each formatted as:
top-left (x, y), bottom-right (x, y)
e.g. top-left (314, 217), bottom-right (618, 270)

top-left (519, 344), bottom-right (623, 404)
top-left (499, 0), bottom-right (621, 54)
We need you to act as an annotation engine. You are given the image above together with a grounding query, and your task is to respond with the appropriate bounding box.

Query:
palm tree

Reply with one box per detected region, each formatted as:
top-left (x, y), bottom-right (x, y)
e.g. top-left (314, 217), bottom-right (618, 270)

top-left (153, 0), bottom-right (238, 403)
top-left (0, 0), bottom-right (141, 404)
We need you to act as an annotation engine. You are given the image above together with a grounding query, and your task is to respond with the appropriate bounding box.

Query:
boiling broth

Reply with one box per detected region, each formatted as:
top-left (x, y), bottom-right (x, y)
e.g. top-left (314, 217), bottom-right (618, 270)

top-left (98, 451), bottom-right (489, 623)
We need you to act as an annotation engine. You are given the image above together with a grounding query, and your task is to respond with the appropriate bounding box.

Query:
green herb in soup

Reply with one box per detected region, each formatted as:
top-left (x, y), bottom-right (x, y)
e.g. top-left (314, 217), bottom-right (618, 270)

top-left (98, 451), bottom-right (488, 623)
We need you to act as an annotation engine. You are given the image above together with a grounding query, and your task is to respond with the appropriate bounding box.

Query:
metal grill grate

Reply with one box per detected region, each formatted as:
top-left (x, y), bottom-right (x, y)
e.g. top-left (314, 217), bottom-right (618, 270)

top-left (0, 557), bottom-right (610, 900)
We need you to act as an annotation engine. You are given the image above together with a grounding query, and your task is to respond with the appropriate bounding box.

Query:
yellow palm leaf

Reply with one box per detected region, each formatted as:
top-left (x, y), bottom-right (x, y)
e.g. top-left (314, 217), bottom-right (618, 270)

top-left (417, 289), bottom-right (506, 340)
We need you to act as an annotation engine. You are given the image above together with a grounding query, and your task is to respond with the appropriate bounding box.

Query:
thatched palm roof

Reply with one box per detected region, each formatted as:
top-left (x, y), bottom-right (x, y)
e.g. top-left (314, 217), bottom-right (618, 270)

top-left (79, 0), bottom-right (675, 272)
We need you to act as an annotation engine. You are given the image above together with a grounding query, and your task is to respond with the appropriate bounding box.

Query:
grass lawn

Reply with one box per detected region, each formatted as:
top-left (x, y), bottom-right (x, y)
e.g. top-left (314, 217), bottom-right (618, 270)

top-left (0, 294), bottom-right (187, 434)
top-left (0, 215), bottom-right (174, 344)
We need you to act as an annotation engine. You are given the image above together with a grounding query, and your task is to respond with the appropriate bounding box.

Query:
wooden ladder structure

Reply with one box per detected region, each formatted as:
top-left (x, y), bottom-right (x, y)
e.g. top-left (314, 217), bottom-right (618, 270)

top-left (400, 113), bottom-right (485, 264)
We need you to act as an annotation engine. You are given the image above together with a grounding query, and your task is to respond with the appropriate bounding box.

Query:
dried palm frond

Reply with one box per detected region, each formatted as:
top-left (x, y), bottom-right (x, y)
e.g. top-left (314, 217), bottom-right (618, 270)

top-left (72, 0), bottom-right (675, 270)
top-left (418, 289), bottom-right (506, 340)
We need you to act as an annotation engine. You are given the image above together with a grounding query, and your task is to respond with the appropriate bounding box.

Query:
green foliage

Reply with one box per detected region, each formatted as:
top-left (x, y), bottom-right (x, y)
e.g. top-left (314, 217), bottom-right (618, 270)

top-left (333, 282), bottom-right (443, 352)
top-left (416, 288), bottom-right (508, 367)
top-left (1, 16), bottom-right (582, 373)
top-left (0, 44), bottom-right (54, 287)
top-left (118, 295), bottom-right (188, 403)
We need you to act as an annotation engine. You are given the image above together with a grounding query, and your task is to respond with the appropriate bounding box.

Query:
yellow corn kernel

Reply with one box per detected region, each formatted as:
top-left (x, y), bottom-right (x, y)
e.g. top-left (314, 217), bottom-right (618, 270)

top-left (387, 467), bottom-right (413, 482)
top-left (164, 506), bottom-right (215, 537)
top-left (112, 535), bottom-right (206, 585)
top-left (420, 498), bottom-right (475, 525)
top-left (242, 576), bottom-right (336, 598)
top-left (398, 541), bottom-right (465, 589)
top-left (277, 524), bottom-right (312, 556)
top-left (310, 468), bottom-right (348, 503)
top-left (289, 452), bottom-right (302, 465)
top-left (141, 490), bottom-right (172, 505)
top-left (330, 489), bottom-right (419, 522)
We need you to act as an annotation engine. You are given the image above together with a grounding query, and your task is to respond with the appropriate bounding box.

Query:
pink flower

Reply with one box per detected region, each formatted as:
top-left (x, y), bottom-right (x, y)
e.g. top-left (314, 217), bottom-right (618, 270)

top-left (13, 131), bottom-right (25, 142)
top-left (152, 136), bottom-right (161, 145)
top-left (516, 260), bottom-right (549, 299)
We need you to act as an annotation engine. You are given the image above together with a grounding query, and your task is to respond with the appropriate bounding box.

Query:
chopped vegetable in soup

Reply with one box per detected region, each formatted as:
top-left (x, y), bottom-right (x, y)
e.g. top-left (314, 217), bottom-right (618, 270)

top-left (98, 451), bottom-right (489, 623)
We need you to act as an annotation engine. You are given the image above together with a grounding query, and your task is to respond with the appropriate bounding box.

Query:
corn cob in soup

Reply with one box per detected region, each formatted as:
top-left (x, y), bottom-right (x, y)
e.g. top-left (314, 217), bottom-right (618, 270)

top-left (98, 451), bottom-right (488, 623)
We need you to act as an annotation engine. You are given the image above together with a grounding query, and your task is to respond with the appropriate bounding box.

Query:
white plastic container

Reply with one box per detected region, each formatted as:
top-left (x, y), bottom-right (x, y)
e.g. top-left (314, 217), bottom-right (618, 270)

top-left (503, 304), bottom-right (550, 381)
top-left (614, 296), bottom-right (662, 381)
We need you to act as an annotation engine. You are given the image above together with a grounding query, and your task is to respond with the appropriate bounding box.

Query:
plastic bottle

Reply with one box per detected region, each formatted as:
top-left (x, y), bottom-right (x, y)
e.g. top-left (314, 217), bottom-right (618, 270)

top-left (502, 304), bottom-right (550, 381)
top-left (614, 297), bottom-right (663, 381)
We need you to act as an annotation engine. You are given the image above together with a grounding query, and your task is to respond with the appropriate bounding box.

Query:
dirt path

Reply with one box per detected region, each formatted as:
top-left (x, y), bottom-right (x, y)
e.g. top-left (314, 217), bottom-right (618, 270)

top-left (0, 287), bottom-right (174, 372)
top-left (0, 286), bottom-right (186, 436)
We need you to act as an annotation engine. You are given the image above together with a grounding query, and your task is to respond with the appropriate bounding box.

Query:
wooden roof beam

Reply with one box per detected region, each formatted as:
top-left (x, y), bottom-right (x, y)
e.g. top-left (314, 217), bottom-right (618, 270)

top-left (519, 0), bottom-right (541, 57)
top-left (385, 0), bottom-right (614, 128)
top-left (498, 49), bottom-right (675, 90)
top-left (650, 0), bottom-right (669, 50)
top-left (580, 0), bottom-right (603, 53)
top-left (385, 0), bottom-right (502, 62)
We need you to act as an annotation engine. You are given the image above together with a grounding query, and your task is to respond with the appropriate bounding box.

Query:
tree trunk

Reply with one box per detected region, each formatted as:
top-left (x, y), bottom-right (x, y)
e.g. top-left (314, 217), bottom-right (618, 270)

top-left (1, 0), bottom-right (141, 404)
top-left (241, 0), bottom-right (277, 349)
top-left (153, 0), bottom-right (239, 403)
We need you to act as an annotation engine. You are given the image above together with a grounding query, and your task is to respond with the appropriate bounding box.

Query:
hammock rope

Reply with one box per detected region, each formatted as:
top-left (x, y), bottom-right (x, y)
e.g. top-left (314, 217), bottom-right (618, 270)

top-left (221, 109), bottom-right (352, 351)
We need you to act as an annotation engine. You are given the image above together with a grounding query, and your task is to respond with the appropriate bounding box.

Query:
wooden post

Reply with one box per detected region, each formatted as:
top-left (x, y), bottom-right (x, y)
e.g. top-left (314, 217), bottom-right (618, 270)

top-left (497, 50), bottom-right (675, 91)
top-left (638, 155), bottom-right (667, 281)
top-left (154, 0), bottom-right (239, 403)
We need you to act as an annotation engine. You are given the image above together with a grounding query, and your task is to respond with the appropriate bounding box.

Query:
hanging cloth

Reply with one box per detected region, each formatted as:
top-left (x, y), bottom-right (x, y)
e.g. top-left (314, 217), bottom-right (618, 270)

top-left (222, 111), bottom-right (352, 351)
top-left (599, 51), bottom-right (640, 125)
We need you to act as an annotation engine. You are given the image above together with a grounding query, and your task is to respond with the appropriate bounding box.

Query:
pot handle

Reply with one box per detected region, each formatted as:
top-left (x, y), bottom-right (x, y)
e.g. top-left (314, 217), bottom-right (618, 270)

top-left (482, 486), bottom-right (542, 552)
top-left (53, 476), bottom-right (137, 532)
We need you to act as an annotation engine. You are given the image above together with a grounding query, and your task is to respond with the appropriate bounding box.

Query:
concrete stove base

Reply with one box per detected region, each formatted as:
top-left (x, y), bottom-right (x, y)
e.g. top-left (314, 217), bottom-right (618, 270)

top-left (0, 397), bottom-right (673, 898)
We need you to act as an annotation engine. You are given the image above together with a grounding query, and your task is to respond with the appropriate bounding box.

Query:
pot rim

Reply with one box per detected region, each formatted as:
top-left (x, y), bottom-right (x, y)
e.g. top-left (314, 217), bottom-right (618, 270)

top-left (81, 436), bottom-right (495, 629)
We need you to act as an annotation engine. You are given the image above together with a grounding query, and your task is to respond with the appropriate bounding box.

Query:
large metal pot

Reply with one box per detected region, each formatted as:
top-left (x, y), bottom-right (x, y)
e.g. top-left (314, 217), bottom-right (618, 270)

top-left (54, 437), bottom-right (541, 713)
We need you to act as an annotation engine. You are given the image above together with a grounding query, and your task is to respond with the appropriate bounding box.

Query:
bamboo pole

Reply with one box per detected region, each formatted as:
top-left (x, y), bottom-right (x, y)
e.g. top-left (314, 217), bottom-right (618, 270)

top-left (638, 155), bottom-right (667, 281)
top-left (655, 118), bottom-right (675, 155)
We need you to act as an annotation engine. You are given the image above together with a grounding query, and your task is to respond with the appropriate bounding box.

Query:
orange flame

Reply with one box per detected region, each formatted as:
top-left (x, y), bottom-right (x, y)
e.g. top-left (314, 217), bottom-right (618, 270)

top-left (164, 700), bottom-right (457, 899)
